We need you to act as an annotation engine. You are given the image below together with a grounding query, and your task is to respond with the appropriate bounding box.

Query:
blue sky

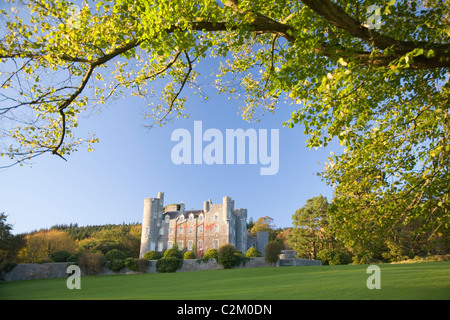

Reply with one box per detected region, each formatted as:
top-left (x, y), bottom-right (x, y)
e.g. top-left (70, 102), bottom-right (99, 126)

top-left (1, 74), bottom-right (340, 234)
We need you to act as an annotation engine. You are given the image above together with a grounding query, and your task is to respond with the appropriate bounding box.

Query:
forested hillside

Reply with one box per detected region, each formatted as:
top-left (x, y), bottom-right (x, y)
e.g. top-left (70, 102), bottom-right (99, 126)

top-left (3, 222), bottom-right (142, 264)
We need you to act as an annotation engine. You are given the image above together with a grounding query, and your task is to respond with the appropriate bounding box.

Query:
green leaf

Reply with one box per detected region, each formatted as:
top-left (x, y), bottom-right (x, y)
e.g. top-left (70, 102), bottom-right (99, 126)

top-left (426, 49), bottom-right (435, 58)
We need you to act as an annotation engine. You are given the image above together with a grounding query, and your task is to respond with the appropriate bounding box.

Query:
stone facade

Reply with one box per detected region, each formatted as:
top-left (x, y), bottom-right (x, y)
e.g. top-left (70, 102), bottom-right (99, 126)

top-left (139, 192), bottom-right (268, 258)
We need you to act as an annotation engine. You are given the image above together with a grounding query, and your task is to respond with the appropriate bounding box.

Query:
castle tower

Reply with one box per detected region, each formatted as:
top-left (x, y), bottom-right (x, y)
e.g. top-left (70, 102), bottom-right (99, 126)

top-left (235, 209), bottom-right (248, 253)
top-left (139, 192), bottom-right (164, 258)
top-left (223, 196), bottom-right (232, 221)
top-left (256, 231), bottom-right (269, 256)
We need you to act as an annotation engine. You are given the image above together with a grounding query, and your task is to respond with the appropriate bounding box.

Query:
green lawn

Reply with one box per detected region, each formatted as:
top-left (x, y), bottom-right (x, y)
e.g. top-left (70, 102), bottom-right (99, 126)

top-left (1, 261), bottom-right (449, 300)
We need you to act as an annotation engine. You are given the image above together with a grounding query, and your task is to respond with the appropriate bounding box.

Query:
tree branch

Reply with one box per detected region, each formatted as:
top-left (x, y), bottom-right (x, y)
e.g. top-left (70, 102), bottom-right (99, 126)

top-left (300, 0), bottom-right (450, 69)
top-left (155, 51), bottom-right (193, 126)
top-left (51, 65), bottom-right (94, 157)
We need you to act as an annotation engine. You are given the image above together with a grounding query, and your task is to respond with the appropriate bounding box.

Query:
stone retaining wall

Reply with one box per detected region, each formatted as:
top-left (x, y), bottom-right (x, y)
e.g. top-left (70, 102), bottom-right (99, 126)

top-left (2, 257), bottom-right (321, 282)
top-left (2, 262), bottom-right (69, 281)
top-left (277, 258), bottom-right (323, 267)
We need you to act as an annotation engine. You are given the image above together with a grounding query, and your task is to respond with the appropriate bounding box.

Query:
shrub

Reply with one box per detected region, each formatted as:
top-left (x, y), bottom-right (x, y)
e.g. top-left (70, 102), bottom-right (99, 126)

top-left (156, 258), bottom-right (183, 273)
top-left (381, 240), bottom-right (412, 262)
top-left (108, 259), bottom-right (125, 272)
top-left (245, 247), bottom-right (262, 258)
top-left (203, 248), bottom-right (218, 261)
top-left (184, 251), bottom-right (196, 259)
top-left (50, 250), bottom-right (72, 262)
top-left (317, 249), bottom-right (334, 265)
top-left (143, 250), bottom-right (162, 260)
top-left (67, 252), bottom-right (83, 263)
top-left (317, 249), bottom-right (352, 265)
top-left (137, 258), bottom-right (150, 272)
top-left (265, 241), bottom-right (282, 265)
top-left (2, 262), bottom-right (17, 273)
top-left (77, 252), bottom-right (105, 275)
top-left (36, 257), bottom-right (53, 264)
top-left (124, 257), bottom-right (139, 271)
top-left (163, 248), bottom-right (183, 259)
top-left (218, 244), bottom-right (242, 269)
top-left (105, 249), bottom-right (127, 261)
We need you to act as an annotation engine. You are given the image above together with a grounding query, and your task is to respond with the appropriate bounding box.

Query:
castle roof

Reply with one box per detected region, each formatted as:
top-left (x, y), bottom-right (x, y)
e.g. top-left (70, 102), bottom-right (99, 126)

top-left (164, 210), bottom-right (204, 220)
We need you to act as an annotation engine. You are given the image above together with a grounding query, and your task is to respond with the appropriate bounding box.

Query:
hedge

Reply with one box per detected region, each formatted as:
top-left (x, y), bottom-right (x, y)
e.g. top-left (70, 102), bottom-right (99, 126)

top-left (156, 258), bottom-right (183, 273)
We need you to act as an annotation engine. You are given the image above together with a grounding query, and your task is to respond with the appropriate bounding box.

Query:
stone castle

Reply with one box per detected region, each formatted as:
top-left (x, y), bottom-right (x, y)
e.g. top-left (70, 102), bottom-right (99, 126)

top-left (139, 192), bottom-right (269, 258)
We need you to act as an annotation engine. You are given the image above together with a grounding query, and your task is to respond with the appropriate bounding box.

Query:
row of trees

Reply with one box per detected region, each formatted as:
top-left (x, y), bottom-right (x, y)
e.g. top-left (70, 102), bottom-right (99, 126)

top-left (0, 218), bottom-right (142, 265)
top-left (288, 195), bottom-right (449, 264)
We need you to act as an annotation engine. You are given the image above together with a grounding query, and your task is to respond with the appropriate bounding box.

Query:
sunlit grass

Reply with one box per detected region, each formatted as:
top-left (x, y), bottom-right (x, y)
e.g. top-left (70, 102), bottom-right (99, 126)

top-left (1, 261), bottom-right (449, 300)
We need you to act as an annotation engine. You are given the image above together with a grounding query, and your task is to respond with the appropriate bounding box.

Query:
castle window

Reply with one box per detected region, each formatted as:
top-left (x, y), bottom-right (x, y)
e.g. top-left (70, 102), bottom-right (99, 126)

top-left (168, 241), bottom-right (173, 249)
top-left (180, 227), bottom-right (184, 234)
top-left (214, 239), bottom-right (219, 249)
top-left (188, 240), bottom-right (193, 251)
top-left (145, 227), bottom-right (149, 235)
top-left (214, 214), bottom-right (219, 221)
top-left (189, 226), bottom-right (193, 234)
top-left (159, 228), bottom-right (164, 235)
top-left (199, 214), bottom-right (203, 222)
top-left (157, 242), bottom-right (163, 252)
top-left (169, 227), bottom-right (173, 235)
top-left (179, 215), bottom-right (184, 222)
top-left (189, 214), bottom-right (194, 222)
top-left (214, 225), bottom-right (219, 233)
top-left (165, 215), bottom-right (170, 223)
top-left (198, 240), bottom-right (203, 250)
top-left (199, 225), bottom-right (203, 233)
top-left (178, 241), bottom-right (183, 249)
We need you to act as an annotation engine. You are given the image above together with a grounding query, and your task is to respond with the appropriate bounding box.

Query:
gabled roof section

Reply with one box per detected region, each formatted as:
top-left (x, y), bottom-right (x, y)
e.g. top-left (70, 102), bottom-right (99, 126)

top-left (164, 210), bottom-right (204, 220)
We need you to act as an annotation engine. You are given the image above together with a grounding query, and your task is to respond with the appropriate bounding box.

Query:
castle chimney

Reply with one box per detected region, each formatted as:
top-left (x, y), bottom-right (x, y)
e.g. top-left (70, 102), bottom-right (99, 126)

top-left (180, 201), bottom-right (185, 214)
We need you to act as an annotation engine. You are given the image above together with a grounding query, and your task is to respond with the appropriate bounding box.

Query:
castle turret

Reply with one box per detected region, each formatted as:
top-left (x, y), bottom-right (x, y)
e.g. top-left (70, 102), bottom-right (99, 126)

top-left (223, 196), bottom-right (232, 221)
top-left (139, 193), bottom-right (164, 258)
top-left (235, 209), bottom-right (248, 253)
top-left (256, 231), bottom-right (269, 256)
top-left (158, 192), bottom-right (164, 213)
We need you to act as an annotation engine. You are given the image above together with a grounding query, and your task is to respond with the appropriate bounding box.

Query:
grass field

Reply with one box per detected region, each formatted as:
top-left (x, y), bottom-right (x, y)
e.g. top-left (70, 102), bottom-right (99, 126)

top-left (1, 261), bottom-right (449, 300)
